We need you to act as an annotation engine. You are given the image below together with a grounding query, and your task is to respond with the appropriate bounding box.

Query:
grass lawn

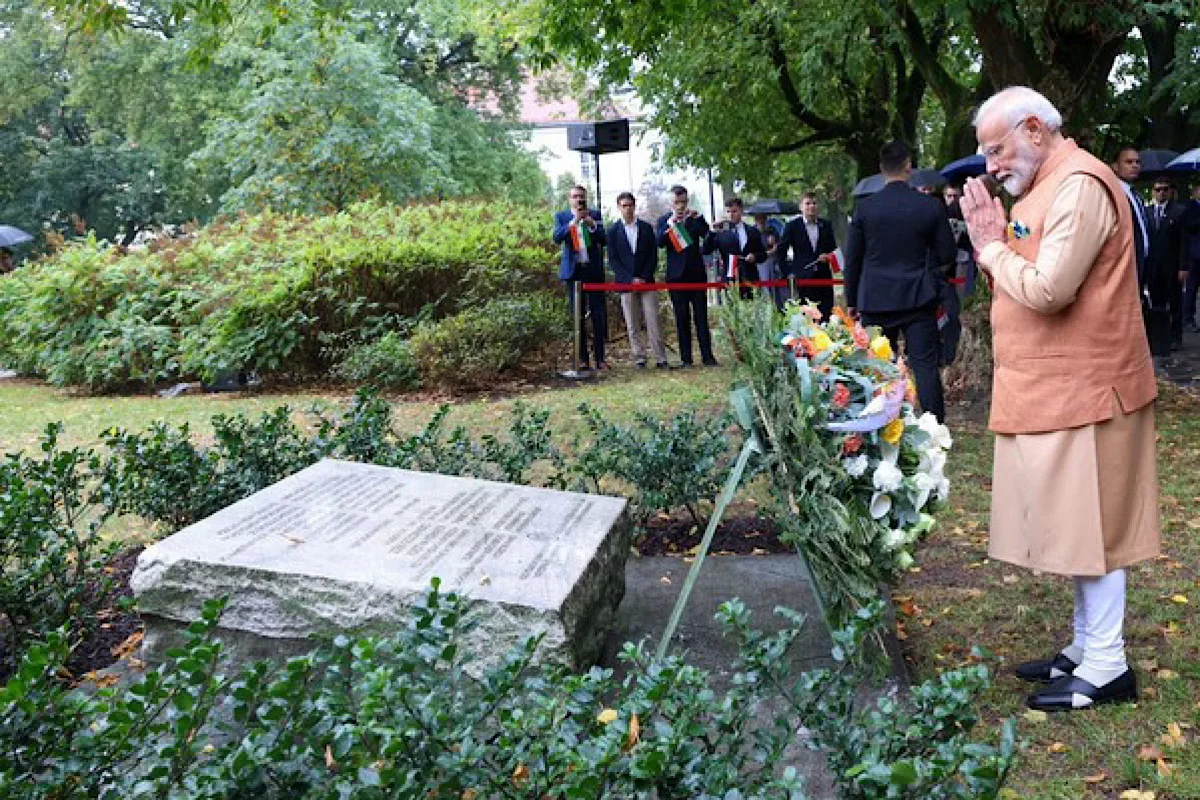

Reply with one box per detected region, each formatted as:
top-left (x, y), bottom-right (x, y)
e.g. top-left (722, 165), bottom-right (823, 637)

top-left (1, 368), bottom-right (1196, 798)
top-left (899, 382), bottom-right (1200, 800)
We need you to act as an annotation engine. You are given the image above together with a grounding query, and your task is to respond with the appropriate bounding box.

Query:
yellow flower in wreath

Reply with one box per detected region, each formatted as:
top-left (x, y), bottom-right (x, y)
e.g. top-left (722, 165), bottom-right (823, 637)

top-left (811, 331), bottom-right (833, 352)
top-left (870, 335), bottom-right (893, 361)
top-left (881, 417), bottom-right (905, 445)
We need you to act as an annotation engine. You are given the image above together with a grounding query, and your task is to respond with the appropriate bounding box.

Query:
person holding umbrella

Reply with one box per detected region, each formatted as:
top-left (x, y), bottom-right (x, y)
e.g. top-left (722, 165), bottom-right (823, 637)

top-left (0, 225), bottom-right (33, 275)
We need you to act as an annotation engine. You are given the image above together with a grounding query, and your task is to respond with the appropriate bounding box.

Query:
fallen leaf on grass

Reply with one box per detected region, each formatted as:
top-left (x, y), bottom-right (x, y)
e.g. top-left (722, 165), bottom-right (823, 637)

top-left (1157, 669), bottom-right (1179, 681)
top-left (1137, 659), bottom-right (1159, 672)
top-left (111, 630), bottom-right (144, 659)
top-left (1160, 722), bottom-right (1186, 747)
top-left (1120, 791), bottom-right (1156, 800)
top-left (1047, 741), bottom-right (1069, 753)
top-left (1137, 744), bottom-right (1163, 761)
top-left (1082, 770), bottom-right (1107, 784)
top-left (965, 588), bottom-right (985, 599)
top-left (1022, 709), bottom-right (1048, 723)
top-left (1002, 574), bottom-right (1019, 585)
top-left (511, 764), bottom-right (529, 788)
top-left (1156, 758), bottom-right (1173, 778)
top-left (1169, 593), bottom-right (1188, 604)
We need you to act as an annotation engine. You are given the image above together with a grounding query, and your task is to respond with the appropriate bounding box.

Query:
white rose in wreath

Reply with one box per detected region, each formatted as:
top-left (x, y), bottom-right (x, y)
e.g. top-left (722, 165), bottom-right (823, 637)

top-left (916, 412), bottom-right (953, 450)
top-left (872, 460), bottom-right (904, 493)
top-left (844, 454), bottom-right (870, 478)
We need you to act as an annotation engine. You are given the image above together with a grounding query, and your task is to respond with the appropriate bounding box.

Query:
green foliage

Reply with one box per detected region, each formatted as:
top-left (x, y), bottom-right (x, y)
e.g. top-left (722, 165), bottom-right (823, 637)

top-left (0, 582), bottom-right (1013, 798)
top-left (193, 17), bottom-right (442, 214)
top-left (0, 425), bottom-right (120, 675)
top-left (721, 599), bottom-right (1017, 798)
top-left (409, 293), bottom-right (569, 389)
top-left (575, 402), bottom-right (735, 526)
top-left (0, 200), bottom-right (559, 391)
top-left (331, 331), bottom-right (421, 390)
top-left (100, 394), bottom-right (573, 531)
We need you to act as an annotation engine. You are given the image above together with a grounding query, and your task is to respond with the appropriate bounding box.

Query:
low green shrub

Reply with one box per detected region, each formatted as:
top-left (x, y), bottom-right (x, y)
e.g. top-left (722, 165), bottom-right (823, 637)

top-left (103, 407), bottom-right (319, 531)
top-left (0, 201), bottom-right (559, 391)
top-left (574, 402), bottom-right (735, 526)
top-left (331, 330), bottom-right (421, 390)
top-left (0, 585), bottom-right (1015, 798)
top-left (101, 393), bottom-right (572, 532)
top-left (0, 426), bottom-right (120, 677)
top-left (409, 292), bottom-right (569, 388)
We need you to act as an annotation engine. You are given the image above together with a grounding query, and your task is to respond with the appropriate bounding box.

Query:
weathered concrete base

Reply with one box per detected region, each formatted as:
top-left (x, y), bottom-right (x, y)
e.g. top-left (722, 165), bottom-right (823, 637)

top-left (603, 554), bottom-right (909, 800)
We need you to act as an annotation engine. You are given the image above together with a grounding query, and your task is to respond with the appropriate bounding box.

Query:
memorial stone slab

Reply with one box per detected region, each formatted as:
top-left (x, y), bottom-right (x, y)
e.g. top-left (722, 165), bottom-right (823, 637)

top-left (132, 459), bottom-right (630, 671)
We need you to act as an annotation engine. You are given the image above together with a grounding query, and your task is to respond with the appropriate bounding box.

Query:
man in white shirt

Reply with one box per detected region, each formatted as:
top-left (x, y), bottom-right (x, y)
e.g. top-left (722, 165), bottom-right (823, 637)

top-left (607, 192), bottom-right (668, 368)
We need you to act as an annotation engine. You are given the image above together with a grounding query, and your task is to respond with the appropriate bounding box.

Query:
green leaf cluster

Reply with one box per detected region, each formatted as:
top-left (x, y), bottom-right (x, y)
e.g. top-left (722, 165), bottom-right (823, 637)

top-left (0, 581), bottom-right (1015, 798)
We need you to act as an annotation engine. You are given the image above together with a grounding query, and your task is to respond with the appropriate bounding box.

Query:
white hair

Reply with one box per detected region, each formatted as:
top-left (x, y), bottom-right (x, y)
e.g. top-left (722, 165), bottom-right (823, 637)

top-left (973, 86), bottom-right (1063, 132)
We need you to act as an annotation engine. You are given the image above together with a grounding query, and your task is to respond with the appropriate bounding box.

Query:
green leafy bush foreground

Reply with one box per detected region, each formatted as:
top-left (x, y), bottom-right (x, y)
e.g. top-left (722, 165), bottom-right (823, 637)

top-left (0, 200), bottom-right (562, 392)
top-left (2, 584), bottom-right (1015, 799)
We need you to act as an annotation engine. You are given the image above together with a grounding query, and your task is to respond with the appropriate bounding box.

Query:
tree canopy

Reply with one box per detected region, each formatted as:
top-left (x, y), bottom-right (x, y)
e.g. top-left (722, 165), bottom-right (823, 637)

top-left (0, 0), bottom-right (547, 245)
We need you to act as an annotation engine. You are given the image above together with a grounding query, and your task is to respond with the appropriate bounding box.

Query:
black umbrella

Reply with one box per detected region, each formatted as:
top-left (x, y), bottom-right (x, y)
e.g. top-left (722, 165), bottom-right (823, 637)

top-left (852, 174), bottom-right (886, 197)
top-left (1138, 149), bottom-right (1180, 174)
top-left (910, 168), bottom-right (946, 189)
top-left (939, 154), bottom-right (987, 182)
top-left (745, 199), bottom-right (800, 215)
top-left (1165, 148), bottom-right (1200, 173)
top-left (0, 226), bottom-right (32, 248)
top-left (853, 170), bottom-right (945, 199)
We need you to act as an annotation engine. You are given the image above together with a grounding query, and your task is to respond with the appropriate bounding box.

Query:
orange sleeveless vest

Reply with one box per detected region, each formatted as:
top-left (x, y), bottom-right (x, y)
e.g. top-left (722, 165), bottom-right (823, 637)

top-left (989, 140), bottom-right (1156, 434)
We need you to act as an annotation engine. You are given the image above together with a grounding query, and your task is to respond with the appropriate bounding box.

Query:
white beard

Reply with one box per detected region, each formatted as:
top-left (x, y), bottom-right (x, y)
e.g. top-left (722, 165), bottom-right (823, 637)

top-left (999, 138), bottom-right (1040, 197)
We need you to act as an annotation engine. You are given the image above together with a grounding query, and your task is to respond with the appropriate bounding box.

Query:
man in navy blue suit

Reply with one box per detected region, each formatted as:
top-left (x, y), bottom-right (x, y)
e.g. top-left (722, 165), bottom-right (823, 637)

top-left (776, 192), bottom-right (838, 319)
top-left (844, 140), bottom-right (956, 421)
top-left (608, 192), bottom-right (668, 368)
top-left (704, 196), bottom-right (767, 300)
top-left (657, 185), bottom-right (715, 367)
top-left (553, 185), bottom-right (608, 369)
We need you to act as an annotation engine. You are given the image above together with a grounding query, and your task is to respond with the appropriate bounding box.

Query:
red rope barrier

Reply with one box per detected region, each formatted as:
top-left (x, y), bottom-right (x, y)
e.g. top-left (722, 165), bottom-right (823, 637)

top-left (579, 277), bottom-right (965, 292)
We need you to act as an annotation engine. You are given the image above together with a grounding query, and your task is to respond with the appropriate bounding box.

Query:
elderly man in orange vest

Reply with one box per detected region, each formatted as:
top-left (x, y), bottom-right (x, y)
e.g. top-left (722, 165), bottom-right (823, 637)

top-left (960, 87), bottom-right (1160, 712)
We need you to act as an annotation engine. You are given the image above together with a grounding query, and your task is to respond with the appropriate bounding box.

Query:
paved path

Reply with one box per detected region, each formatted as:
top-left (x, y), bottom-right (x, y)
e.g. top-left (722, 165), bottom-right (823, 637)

top-left (1154, 325), bottom-right (1200, 393)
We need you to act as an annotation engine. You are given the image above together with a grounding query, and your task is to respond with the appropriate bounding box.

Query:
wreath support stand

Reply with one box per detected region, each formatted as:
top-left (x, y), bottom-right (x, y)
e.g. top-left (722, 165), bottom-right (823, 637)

top-left (655, 414), bottom-right (835, 660)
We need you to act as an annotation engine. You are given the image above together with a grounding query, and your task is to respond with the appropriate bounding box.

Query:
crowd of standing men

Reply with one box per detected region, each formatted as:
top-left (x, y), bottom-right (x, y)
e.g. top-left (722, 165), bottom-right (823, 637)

top-left (1111, 148), bottom-right (1200, 351)
top-left (553, 141), bottom-right (969, 424)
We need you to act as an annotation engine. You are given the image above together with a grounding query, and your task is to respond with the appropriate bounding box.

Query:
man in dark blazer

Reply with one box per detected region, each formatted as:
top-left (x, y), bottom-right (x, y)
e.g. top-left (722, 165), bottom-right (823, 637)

top-left (608, 191), bottom-right (668, 368)
top-left (1147, 179), bottom-right (1191, 347)
top-left (552, 184), bottom-right (608, 369)
top-left (656, 185), bottom-right (715, 367)
top-left (1184, 183), bottom-right (1200, 332)
top-left (703, 196), bottom-right (767, 300)
top-left (776, 192), bottom-right (838, 319)
top-left (844, 140), bottom-right (956, 422)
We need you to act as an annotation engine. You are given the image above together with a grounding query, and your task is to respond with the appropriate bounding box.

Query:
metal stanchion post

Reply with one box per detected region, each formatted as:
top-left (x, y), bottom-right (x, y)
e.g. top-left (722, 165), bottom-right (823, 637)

top-left (788, 275), bottom-right (797, 302)
top-left (559, 281), bottom-right (593, 380)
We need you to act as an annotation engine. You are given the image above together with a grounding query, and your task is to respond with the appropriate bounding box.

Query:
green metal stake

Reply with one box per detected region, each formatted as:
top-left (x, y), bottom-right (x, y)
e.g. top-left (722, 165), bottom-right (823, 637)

top-left (656, 437), bottom-right (757, 660)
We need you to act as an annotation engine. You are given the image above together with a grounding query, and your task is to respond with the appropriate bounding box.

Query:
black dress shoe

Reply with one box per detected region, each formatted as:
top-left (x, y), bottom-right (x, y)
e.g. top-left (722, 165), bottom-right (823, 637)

top-left (702, 358), bottom-right (720, 367)
top-left (1014, 653), bottom-right (1077, 684)
top-left (1026, 669), bottom-right (1137, 712)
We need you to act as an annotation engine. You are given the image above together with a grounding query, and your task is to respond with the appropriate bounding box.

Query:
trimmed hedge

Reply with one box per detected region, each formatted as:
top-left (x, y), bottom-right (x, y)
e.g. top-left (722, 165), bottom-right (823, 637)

top-left (0, 201), bottom-right (560, 392)
top-left (409, 293), bottom-right (570, 388)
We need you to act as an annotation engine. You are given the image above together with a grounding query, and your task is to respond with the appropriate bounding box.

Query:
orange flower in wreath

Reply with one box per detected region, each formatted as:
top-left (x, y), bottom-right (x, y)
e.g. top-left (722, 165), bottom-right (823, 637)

top-left (832, 383), bottom-right (852, 408)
